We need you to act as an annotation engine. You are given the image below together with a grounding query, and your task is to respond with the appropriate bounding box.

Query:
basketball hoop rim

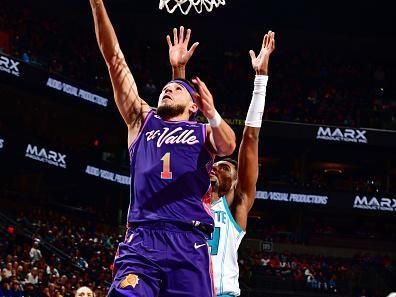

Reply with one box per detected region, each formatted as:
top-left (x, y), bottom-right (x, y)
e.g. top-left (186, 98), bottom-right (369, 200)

top-left (159, 0), bottom-right (226, 15)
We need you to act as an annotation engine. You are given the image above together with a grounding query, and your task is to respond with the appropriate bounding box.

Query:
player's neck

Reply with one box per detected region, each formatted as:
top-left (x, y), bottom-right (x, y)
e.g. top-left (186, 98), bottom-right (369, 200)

top-left (162, 112), bottom-right (191, 122)
top-left (211, 190), bottom-right (221, 203)
top-left (224, 192), bottom-right (234, 207)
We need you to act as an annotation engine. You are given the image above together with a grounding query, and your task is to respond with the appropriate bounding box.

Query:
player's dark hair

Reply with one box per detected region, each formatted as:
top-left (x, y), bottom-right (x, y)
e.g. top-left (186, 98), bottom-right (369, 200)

top-left (221, 158), bottom-right (238, 169)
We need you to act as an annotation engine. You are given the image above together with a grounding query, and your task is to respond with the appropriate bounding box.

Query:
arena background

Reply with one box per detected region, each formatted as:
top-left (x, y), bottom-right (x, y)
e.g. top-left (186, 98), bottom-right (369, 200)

top-left (1, 0), bottom-right (396, 297)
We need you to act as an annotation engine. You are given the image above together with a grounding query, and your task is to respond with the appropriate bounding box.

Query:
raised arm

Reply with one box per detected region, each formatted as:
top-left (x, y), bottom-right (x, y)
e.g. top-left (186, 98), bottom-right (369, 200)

top-left (89, 0), bottom-right (150, 144)
top-left (233, 31), bottom-right (276, 231)
top-left (165, 27), bottom-right (234, 156)
top-left (192, 77), bottom-right (236, 157)
top-left (166, 26), bottom-right (199, 79)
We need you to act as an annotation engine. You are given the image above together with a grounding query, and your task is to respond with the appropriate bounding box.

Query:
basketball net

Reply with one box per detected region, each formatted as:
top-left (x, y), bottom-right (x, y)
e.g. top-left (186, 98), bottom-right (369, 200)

top-left (159, 0), bottom-right (226, 14)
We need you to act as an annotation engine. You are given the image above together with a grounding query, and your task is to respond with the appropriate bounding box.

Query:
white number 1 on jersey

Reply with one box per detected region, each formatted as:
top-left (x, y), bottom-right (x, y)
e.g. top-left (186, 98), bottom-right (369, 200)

top-left (161, 152), bottom-right (173, 180)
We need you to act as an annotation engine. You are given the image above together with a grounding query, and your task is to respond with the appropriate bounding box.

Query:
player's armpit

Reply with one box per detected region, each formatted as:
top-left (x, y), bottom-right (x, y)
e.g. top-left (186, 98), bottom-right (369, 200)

top-left (231, 191), bottom-right (253, 231)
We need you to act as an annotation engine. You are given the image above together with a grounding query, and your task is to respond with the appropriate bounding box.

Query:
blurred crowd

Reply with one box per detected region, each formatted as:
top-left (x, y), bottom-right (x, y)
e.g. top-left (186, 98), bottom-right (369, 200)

top-left (239, 250), bottom-right (395, 297)
top-left (1, 205), bottom-right (395, 297)
top-left (0, 1), bottom-right (395, 130)
top-left (0, 208), bottom-right (121, 297)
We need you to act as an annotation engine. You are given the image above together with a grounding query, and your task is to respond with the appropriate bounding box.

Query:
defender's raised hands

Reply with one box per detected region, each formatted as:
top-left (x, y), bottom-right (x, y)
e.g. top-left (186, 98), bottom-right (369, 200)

top-left (249, 31), bottom-right (275, 75)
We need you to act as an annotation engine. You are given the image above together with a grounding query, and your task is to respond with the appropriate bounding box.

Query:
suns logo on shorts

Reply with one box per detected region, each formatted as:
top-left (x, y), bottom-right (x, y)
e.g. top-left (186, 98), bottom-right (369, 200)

top-left (119, 274), bottom-right (139, 289)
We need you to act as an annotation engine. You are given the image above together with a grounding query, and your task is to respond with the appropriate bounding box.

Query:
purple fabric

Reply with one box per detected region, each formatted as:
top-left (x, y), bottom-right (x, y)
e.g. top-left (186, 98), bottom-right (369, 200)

top-left (108, 223), bottom-right (213, 297)
top-left (128, 111), bottom-right (213, 228)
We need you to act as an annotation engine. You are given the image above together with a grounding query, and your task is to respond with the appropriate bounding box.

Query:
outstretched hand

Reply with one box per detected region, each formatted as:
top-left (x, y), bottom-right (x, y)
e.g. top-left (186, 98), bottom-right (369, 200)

top-left (191, 77), bottom-right (216, 119)
top-left (166, 26), bottom-right (199, 69)
top-left (249, 31), bottom-right (276, 75)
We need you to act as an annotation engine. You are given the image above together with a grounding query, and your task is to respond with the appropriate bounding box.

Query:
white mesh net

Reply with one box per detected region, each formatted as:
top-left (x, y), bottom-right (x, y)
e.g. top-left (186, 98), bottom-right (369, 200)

top-left (159, 0), bottom-right (226, 14)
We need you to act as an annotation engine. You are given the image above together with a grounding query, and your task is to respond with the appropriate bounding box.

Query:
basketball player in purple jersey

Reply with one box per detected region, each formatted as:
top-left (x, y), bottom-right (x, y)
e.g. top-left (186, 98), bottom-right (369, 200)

top-left (169, 29), bottom-right (275, 296)
top-left (89, 1), bottom-right (236, 297)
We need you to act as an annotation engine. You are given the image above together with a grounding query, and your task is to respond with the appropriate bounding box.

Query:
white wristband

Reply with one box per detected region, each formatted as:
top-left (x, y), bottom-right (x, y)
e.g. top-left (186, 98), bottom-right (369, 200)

top-left (245, 75), bottom-right (268, 127)
top-left (208, 110), bottom-right (222, 128)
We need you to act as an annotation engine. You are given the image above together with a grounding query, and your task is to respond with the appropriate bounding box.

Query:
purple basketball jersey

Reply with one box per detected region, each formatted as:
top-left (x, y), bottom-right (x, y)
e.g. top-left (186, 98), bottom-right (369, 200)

top-left (128, 110), bottom-right (214, 228)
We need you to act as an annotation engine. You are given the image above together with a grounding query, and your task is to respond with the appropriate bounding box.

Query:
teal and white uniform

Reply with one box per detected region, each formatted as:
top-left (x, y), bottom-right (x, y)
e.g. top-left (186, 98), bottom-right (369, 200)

top-left (209, 196), bottom-right (246, 296)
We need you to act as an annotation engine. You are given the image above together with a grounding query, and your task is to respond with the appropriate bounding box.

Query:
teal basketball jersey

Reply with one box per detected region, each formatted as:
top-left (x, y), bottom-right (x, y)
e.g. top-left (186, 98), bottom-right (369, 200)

top-left (209, 196), bottom-right (246, 296)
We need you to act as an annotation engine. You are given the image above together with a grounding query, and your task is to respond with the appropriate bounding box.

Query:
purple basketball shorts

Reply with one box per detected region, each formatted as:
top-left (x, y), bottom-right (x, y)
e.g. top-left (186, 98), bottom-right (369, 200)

top-left (107, 222), bottom-right (214, 297)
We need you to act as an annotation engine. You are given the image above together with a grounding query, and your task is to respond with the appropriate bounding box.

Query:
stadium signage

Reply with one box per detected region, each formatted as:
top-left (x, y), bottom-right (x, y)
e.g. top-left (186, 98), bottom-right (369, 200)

top-left (316, 127), bottom-right (367, 144)
top-left (256, 191), bottom-right (328, 205)
top-left (261, 241), bottom-right (273, 252)
top-left (0, 55), bottom-right (20, 77)
top-left (353, 195), bottom-right (396, 212)
top-left (46, 77), bottom-right (109, 107)
top-left (25, 144), bottom-right (67, 168)
top-left (85, 165), bottom-right (130, 185)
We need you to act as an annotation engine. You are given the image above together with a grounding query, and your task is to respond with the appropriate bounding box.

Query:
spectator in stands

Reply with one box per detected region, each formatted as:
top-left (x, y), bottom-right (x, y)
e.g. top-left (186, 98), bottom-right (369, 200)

top-left (260, 254), bottom-right (270, 267)
top-left (329, 274), bottom-right (337, 293)
top-left (46, 265), bottom-right (60, 279)
top-left (24, 267), bottom-right (39, 285)
top-left (2, 263), bottom-right (12, 279)
top-left (10, 280), bottom-right (23, 297)
top-left (29, 240), bottom-right (42, 264)
top-left (23, 282), bottom-right (37, 297)
top-left (75, 286), bottom-right (94, 297)
top-left (0, 279), bottom-right (11, 297)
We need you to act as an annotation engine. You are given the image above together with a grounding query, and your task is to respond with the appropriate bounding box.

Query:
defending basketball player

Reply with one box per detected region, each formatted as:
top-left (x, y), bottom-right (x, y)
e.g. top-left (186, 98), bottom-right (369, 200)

top-left (168, 29), bottom-right (275, 296)
top-left (89, 1), bottom-right (236, 297)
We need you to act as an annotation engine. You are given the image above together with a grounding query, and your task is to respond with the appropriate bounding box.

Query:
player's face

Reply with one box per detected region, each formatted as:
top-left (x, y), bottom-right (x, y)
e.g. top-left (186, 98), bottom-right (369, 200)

top-left (210, 161), bottom-right (237, 195)
top-left (157, 83), bottom-right (193, 119)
